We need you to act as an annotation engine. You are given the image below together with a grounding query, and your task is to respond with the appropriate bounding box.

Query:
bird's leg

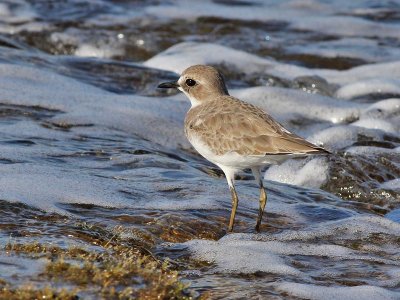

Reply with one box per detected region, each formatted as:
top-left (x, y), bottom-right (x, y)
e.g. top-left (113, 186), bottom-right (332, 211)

top-left (256, 184), bottom-right (267, 232)
top-left (220, 166), bottom-right (238, 232)
top-left (251, 167), bottom-right (267, 232)
top-left (228, 184), bottom-right (239, 232)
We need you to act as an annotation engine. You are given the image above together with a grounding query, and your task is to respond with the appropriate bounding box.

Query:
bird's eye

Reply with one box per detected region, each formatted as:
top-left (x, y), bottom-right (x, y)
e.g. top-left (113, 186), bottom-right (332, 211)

top-left (185, 79), bottom-right (196, 87)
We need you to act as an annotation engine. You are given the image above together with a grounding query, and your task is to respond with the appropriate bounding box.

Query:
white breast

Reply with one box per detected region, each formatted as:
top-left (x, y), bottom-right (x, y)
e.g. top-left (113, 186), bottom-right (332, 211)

top-left (187, 134), bottom-right (291, 170)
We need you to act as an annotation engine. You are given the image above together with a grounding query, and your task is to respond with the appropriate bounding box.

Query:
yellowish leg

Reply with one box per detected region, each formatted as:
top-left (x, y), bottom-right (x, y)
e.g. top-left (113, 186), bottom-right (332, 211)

top-left (251, 167), bottom-right (267, 232)
top-left (255, 186), bottom-right (267, 232)
top-left (228, 185), bottom-right (239, 232)
top-left (219, 166), bottom-right (238, 233)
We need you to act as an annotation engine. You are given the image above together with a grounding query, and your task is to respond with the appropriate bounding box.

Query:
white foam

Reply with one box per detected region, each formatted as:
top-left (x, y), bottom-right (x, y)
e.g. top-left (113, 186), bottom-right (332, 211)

top-left (292, 15), bottom-right (400, 39)
top-left (232, 86), bottom-right (363, 125)
top-left (336, 79), bottom-right (400, 100)
top-left (307, 125), bottom-right (386, 150)
top-left (345, 146), bottom-right (400, 156)
top-left (75, 43), bottom-right (124, 58)
top-left (362, 99), bottom-right (400, 119)
top-left (286, 38), bottom-right (400, 63)
top-left (348, 98), bottom-right (400, 134)
top-left (322, 61), bottom-right (400, 86)
top-left (144, 42), bottom-right (274, 75)
top-left (182, 215), bottom-right (400, 293)
top-left (264, 156), bottom-right (329, 188)
top-left (184, 238), bottom-right (302, 276)
top-left (268, 215), bottom-right (400, 242)
top-left (351, 118), bottom-right (398, 134)
top-left (276, 282), bottom-right (400, 300)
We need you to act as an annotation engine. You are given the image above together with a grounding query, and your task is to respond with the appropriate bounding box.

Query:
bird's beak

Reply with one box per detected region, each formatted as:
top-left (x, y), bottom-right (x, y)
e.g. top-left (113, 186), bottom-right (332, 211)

top-left (157, 81), bottom-right (180, 89)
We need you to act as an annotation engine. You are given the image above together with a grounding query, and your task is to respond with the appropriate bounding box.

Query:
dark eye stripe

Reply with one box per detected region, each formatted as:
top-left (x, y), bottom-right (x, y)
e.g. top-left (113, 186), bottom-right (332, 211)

top-left (185, 79), bottom-right (196, 86)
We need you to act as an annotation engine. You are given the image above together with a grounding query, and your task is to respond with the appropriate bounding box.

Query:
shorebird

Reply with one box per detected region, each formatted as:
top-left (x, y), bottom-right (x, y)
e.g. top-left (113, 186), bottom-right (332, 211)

top-left (158, 65), bottom-right (329, 232)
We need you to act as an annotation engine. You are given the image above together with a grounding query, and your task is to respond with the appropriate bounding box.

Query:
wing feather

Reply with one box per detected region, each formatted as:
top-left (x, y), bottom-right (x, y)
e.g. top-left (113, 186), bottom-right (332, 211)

top-left (185, 96), bottom-right (327, 156)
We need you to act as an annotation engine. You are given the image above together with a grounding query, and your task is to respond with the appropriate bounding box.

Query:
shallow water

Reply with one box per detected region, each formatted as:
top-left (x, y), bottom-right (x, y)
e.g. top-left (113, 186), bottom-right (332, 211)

top-left (0, 0), bottom-right (399, 299)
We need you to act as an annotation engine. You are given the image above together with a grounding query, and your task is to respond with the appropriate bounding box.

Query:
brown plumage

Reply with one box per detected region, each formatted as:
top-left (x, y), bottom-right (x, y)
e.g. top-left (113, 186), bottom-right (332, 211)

top-left (185, 95), bottom-right (328, 156)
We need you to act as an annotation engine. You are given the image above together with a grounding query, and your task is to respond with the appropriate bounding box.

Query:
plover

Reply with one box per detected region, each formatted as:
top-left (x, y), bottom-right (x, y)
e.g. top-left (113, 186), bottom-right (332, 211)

top-left (158, 65), bottom-right (329, 232)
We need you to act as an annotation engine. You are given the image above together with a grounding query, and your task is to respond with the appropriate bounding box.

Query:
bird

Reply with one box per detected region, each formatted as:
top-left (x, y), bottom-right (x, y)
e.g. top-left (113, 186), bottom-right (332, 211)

top-left (158, 65), bottom-right (329, 232)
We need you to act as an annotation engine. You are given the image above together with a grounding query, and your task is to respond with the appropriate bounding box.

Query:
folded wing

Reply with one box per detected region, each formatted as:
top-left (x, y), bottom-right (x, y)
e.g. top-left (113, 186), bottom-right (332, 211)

top-left (185, 96), bottom-right (328, 156)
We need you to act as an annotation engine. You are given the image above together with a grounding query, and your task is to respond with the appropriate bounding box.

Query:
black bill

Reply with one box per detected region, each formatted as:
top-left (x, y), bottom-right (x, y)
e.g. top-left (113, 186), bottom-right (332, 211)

top-left (157, 81), bottom-right (180, 89)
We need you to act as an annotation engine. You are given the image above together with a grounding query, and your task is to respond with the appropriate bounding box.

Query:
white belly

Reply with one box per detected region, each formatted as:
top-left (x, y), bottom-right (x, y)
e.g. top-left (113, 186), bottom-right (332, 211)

top-left (188, 134), bottom-right (294, 170)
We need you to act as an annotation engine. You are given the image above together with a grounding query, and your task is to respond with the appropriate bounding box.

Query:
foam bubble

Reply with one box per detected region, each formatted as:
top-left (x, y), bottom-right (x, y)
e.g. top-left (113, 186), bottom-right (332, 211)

top-left (75, 43), bottom-right (124, 58)
top-left (264, 157), bottom-right (329, 188)
top-left (144, 42), bottom-right (273, 75)
top-left (292, 15), bottom-right (400, 39)
top-left (276, 282), bottom-right (400, 300)
top-left (182, 215), bottom-right (400, 295)
top-left (232, 86), bottom-right (363, 125)
top-left (351, 118), bottom-right (397, 134)
top-left (362, 98), bottom-right (400, 119)
top-left (307, 125), bottom-right (385, 150)
top-left (184, 238), bottom-right (302, 276)
top-left (269, 215), bottom-right (400, 241)
top-left (286, 37), bottom-right (400, 63)
top-left (348, 98), bottom-right (400, 134)
top-left (345, 146), bottom-right (399, 156)
top-left (322, 61), bottom-right (400, 86)
top-left (336, 79), bottom-right (400, 100)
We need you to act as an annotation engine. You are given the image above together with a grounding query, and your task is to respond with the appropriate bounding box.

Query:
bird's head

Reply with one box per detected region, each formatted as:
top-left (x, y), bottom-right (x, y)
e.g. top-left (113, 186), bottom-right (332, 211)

top-left (158, 65), bottom-right (229, 107)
